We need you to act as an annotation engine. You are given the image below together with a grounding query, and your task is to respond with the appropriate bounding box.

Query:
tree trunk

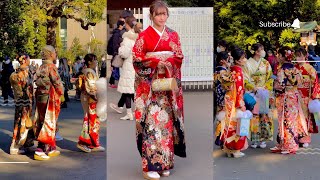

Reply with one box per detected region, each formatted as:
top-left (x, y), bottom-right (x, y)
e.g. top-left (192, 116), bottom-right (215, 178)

top-left (46, 18), bottom-right (58, 47)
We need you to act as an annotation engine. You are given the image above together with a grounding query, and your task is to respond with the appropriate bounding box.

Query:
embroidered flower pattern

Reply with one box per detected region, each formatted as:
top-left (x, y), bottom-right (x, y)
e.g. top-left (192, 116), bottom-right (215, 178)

top-left (132, 26), bottom-right (186, 172)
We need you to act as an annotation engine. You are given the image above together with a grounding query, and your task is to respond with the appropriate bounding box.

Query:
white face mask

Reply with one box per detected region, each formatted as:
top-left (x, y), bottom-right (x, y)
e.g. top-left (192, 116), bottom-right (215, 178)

top-left (260, 50), bottom-right (266, 58)
top-left (216, 47), bottom-right (221, 53)
top-left (4, 59), bottom-right (10, 64)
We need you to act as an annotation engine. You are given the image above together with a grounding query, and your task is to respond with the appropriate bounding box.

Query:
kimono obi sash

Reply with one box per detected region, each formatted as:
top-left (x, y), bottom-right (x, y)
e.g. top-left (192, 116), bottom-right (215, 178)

top-left (251, 72), bottom-right (268, 87)
top-left (146, 51), bottom-right (174, 61)
top-left (285, 85), bottom-right (297, 91)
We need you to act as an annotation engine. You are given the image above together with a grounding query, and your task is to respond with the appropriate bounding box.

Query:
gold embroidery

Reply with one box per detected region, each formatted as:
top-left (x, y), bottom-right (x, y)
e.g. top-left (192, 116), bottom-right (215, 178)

top-left (169, 41), bottom-right (183, 58)
top-left (135, 37), bottom-right (144, 54)
top-left (162, 31), bottom-right (169, 41)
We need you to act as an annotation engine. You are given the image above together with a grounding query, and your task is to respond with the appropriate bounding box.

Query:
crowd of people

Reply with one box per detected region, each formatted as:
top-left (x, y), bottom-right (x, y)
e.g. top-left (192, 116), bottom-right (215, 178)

top-left (0, 45), bottom-right (106, 161)
top-left (214, 40), bottom-right (320, 157)
top-left (0, 0), bottom-right (187, 179)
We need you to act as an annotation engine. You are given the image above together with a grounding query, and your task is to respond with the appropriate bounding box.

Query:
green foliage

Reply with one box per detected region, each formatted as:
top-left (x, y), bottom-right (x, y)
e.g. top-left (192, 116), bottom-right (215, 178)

top-left (19, 5), bottom-right (47, 58)
top-left (85, 39), bottom-right (105, 59)
top-left (59, 49), bottom-right (75, 62)
top-left (0, 0), bottom-right (106, 59)
top-left (0, 0), bottom-right (24, 59)
top-left (58, 37), bottom-right (86, 62)
top-left (279, 29), bottom-right (301, 48)
top-left (70, 38), bottom-right (86, 60)
top-left (214, 0), bottom-right (320, 50)
top-left (58, 37), bottom-right (105, 63)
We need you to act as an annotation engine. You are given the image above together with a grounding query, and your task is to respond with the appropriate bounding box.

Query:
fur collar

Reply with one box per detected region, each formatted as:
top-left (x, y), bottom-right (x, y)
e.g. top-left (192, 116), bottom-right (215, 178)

top-left (122, 30), bottom-right (138, 41)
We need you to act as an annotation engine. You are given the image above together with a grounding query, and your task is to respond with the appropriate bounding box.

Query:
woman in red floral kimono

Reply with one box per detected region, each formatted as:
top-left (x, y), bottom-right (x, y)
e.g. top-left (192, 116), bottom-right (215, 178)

top-left (76, 54), bottom-right (105, 153)
top-left (9, 54), bottom-right (35, 155)
top-left (295, 47), bottom-right (320, 148)
top-left (34, 45), bottom-right (63, 160)
top-left (132, 1), bottom-right (186, 179)
top-left (220, 48), bottom-right (248, 158)
top-left (270, 47), bottom-right (307, 154)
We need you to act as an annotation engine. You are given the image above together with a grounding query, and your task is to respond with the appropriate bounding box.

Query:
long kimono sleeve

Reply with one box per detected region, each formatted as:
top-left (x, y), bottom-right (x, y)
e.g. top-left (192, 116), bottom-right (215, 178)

top-left (49, 66), bottom-right (64, 97)
top-left (132, 34), bottom-right (161, 76)
top-left (84, 72), bottom-right (97, 96)
top-left (309, 66), bottom-right (320, 99)
top-left (232, 67), bottom-right (245, 108)
top-left (9, 73), bottom-right (23, 98)
top-left (242, 65), bottom-right (255, 91)
top-left (167, 32), bottom-right (184, 68)
top-left (265, 61), bottom-right (274, 92)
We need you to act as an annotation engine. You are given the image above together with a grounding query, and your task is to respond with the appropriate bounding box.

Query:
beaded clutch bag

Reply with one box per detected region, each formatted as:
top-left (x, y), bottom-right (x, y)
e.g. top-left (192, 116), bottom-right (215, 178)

top-left (152, 78), bottom-right (178, 91)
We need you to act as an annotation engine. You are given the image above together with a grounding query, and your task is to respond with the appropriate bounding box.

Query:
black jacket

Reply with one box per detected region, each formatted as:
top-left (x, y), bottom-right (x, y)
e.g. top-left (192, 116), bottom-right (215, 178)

top-left (111, 28), bottom-right (126, 56)
top-left (1, 61), bottom-right (14, 85)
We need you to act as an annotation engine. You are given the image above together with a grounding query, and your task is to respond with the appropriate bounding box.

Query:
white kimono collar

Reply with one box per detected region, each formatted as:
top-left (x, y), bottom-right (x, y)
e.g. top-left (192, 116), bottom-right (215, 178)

top-left (151, 25), bottom-right (166, 37)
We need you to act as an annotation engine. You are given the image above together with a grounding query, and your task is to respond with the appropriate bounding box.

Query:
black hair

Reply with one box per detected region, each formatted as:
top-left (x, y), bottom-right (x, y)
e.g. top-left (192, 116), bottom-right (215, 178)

top-left (84, 54), bottom-right (97, 67)
top-left (295, 47), bottom-right (307, 57)
top-left (120, 10), bottom-right (133, 19)
top-left (217, 40), bottom-right (227, 48)
top-left (216, 52), bottom-right (229, 65)
top-left (308, 45), bottom-right (315, 52)
top-left (251, 43), bottom-right (264, 55)
top-left (231, 48), bottom-right (245, 61)
top-left (278, 46), bottom-right (290, 58)
top-left (17, 53), bottom-right (29, 63)
top-left (117, 20), bottom-right (125, 28)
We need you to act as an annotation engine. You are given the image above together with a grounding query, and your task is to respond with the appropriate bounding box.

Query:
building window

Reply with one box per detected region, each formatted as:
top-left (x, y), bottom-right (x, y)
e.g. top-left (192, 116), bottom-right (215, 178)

top-left (60, 18), bottom-right (68, 50)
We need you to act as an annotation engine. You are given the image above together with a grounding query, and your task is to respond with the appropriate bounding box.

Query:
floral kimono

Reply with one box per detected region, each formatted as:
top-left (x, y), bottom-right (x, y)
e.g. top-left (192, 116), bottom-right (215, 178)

top-left (132, 26), bottom-right (186, 172)
top-left (10, 66), bottom-right (34, 149)
top-left (214, 66), bottom-right (228, 146)
top-left (274, 63), bottom-right (307, 152)
top-left (220, 65), bottom-right (248, 152)
top-left (34, 60), bottom-right (63, 149)
top-left (295, 63), bottom-right (320, 143)
top-left (77, 68), bottom-right (101, 148)
top-left (243, 57), bottom-right (274, 143)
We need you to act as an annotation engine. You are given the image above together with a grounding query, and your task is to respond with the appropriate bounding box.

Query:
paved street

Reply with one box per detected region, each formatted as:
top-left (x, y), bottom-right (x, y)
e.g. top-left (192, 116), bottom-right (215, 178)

top-left (213, 119), bottom-right (320, 180)
top-left (0, 90), bottom-right (106, 180)
top-left (107, 87), bottom-right (213, 180)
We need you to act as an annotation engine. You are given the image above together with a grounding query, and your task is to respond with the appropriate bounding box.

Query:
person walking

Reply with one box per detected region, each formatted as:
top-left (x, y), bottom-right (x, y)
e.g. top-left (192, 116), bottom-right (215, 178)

top-left (109, 16), bottom-right (141, 120)
top-left (132, 1), bottom-right (186, 179)
top-left (33, 45), bottom-right (63, 161)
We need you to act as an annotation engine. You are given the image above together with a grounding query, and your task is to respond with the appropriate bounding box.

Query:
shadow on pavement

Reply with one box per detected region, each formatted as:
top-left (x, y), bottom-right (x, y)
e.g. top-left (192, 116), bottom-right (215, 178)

top-left (57, 138), bottom-right (79, 152)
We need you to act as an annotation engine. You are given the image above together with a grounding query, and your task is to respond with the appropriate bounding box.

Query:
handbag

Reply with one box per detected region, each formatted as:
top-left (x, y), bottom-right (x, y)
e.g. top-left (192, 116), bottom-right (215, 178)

top-left (236, 110), bottom-right (253, 136)
top-left (151, 61), bottom-right (178, 92)
top-left (152, 77), bottom-right (178, 91)
top-left (111, 55), bottom-right (124, 68)
top-left (243, 93), bottom-right (256, 111)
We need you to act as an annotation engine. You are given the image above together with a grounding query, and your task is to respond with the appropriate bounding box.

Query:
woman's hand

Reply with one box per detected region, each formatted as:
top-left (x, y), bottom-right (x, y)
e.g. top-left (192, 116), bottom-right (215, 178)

top-left (269, 98), bottom-right (275, 107)
top-left (157, 61), bottom-right (165, 68)
top-left (157, 61), bottom-right (166, 74)
top-left (241, 106), bottom-right (246, 112)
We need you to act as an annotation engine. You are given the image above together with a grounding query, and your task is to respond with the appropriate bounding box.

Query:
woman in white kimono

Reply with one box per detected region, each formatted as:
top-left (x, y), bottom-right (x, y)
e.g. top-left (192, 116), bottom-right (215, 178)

top-left (243, 43), bottom-right (274, 149)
